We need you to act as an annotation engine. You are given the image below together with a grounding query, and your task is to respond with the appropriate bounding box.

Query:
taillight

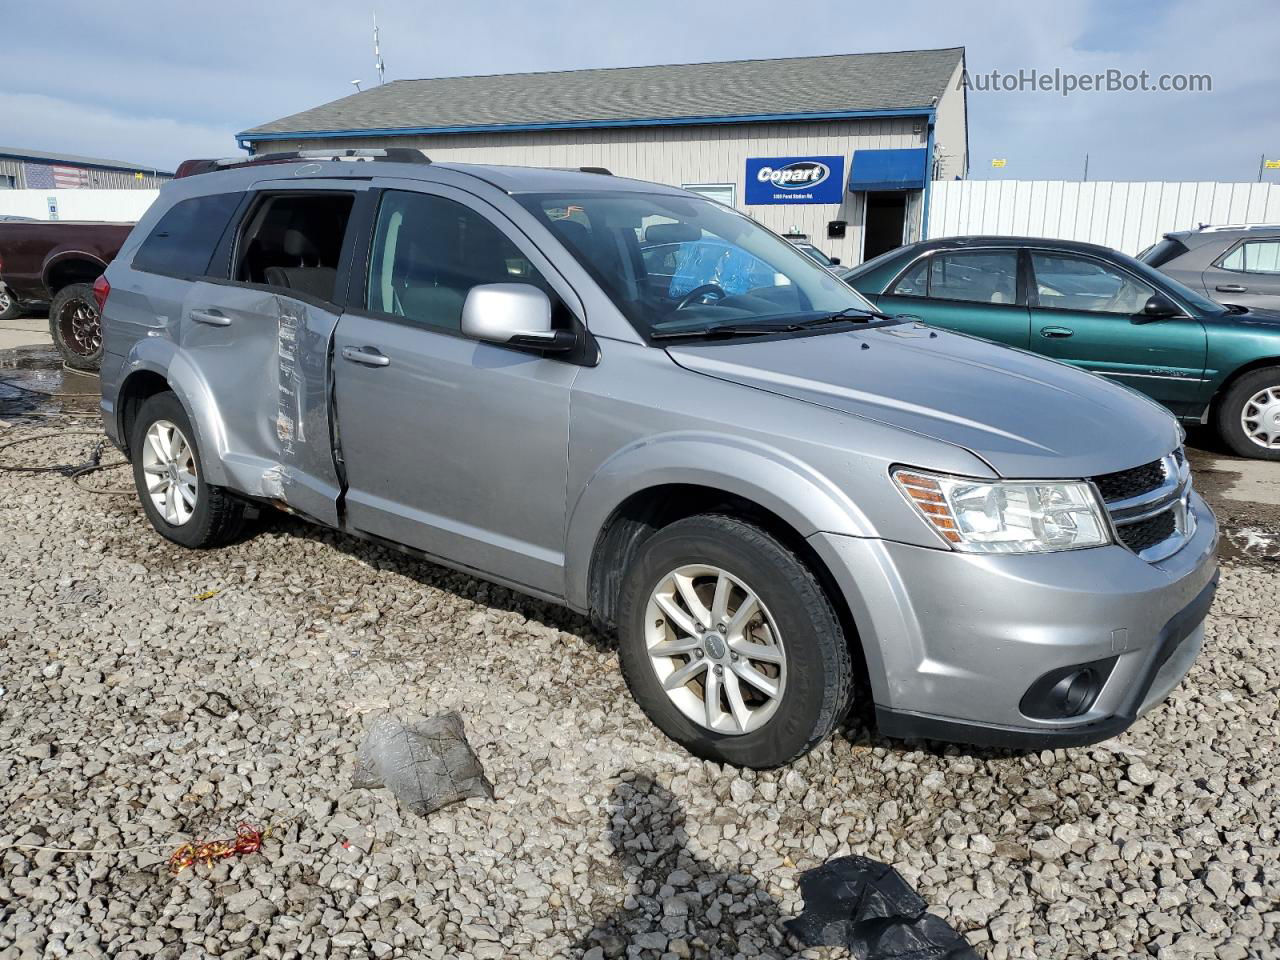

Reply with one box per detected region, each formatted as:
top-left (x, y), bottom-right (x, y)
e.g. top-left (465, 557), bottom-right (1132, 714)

top-left (92, 274), bottom-right (110, 312)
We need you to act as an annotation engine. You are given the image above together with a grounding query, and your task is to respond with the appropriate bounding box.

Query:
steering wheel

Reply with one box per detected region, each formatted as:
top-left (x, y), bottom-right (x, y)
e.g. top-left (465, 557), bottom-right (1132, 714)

top-left (674, 283), bottom-right (727, 311)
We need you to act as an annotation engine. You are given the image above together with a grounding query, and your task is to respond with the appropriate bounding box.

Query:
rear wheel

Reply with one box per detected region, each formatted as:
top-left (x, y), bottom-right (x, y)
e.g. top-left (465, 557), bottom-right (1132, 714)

top-left (48, 283), bottom-right (103, 371)
top-left (130, 392), bottom-right (246, 548)
top-left (1217, 367), bottom-right (1280, 460)
top-left (617, 514), bottom-right (855, 768)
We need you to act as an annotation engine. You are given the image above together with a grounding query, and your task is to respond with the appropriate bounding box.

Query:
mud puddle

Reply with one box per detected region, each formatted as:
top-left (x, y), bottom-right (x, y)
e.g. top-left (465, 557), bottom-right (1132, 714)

top-left (0, 346), bottom-right (100, 420)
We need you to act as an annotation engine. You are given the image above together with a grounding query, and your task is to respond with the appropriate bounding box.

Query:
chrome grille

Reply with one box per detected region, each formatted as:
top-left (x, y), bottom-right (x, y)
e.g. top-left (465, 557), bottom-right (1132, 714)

top-left (1093, 449), bottom-right (1194, 562)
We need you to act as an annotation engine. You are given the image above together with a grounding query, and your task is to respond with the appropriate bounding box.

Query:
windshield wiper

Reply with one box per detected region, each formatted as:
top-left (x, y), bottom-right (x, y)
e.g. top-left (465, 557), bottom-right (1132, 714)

top-left (793, 307), bottom-right (897, 325)
top-left (650, 322), bottom-right (800, 341)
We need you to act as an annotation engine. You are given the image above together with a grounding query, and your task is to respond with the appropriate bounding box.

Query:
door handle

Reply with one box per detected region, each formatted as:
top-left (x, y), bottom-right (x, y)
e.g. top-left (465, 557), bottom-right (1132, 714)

top-left (1216, 284), bottom-right (1247, 293)
top-left (190, 309), bottom-right (231, 327)
top-left (341, 346), bottom-right (391, 367)
top-left (1040, 325), bottom-right (1074, 339)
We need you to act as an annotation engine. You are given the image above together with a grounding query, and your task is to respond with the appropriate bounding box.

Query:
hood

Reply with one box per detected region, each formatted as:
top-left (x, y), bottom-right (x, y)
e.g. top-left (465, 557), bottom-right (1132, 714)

top-left (667, 324), bottom-right (1179, 478)
top-left (1224, 305), bottom-right (1280, 327)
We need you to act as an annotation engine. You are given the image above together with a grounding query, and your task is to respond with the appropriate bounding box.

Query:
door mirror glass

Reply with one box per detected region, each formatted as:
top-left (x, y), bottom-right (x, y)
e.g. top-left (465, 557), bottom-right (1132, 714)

top-left (462, 283), bottom-right (574, 351)
top-left (1141, 293), bottom-right (1181, 320)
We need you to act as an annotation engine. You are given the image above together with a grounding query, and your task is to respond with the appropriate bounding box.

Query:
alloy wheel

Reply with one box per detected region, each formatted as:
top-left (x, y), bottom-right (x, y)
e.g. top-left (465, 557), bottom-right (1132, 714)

top-left (1241, 386), bottom-right (1280, 450)
top-left (141, 420), bottom-right (198, 526)
top-left (643, 564), bottom-right (786, 735)
top-left (58, 297), bottom-right (101, 356)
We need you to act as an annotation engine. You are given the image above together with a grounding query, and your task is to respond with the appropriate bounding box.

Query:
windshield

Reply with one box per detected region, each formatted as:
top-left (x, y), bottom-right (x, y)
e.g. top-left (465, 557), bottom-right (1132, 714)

top-left (517, 191), bottom-right (878, 338)
top-left (1116, 248), bottom-right (1228, 316)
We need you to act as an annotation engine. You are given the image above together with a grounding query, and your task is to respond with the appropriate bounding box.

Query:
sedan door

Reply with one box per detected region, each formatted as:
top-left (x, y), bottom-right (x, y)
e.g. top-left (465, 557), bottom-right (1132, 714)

top-left (1026, 249), bottom-right (1207, 416)
top-left (331, 183), bottom-right (582, 598)
top-left (1202, 238), bottom-right (1280, 309)
top-left (873, 248), bottom-right (1032, 349)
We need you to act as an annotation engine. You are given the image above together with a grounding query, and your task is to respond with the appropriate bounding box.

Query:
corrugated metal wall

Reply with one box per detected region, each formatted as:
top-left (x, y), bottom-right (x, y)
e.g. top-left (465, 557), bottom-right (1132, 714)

top-left (255, 116), bottom-right (930, 265)
top-left (0, 158), bottom-right (168, 190)
top-left (928, 180), bottom-right (1280, 255)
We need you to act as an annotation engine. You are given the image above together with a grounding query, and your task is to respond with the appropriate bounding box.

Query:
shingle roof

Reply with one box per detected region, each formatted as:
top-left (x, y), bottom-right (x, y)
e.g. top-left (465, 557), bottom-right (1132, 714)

top-left (241, 47), bottom-right (964, 139)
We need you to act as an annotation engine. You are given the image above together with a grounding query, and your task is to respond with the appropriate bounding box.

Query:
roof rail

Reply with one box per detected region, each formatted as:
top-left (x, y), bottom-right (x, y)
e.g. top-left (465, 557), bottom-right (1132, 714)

top-left (550, 166), bottom-right (613, 176)
top-left (1197, 223), bottom-right (1280, 232)
top-left (174, 148), bottom-right (431, 179)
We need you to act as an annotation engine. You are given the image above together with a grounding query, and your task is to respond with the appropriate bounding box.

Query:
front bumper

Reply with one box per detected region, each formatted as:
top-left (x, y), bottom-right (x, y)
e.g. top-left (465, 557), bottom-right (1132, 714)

top-left (809, 491), bottom-right (1219, 749)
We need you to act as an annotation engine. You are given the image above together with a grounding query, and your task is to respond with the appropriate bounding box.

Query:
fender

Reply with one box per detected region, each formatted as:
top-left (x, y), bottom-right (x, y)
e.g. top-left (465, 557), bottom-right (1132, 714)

top-left (563, 431), bottom-right (875, 611)
top-left (41, 249), bottom-right (108, 290)
top-left (117, 338), bottom-right (234, 489)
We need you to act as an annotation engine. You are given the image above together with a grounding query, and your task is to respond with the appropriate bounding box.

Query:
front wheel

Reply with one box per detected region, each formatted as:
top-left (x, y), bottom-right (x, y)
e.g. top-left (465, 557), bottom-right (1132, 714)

top-left (616, 514), bottom-right (855, 768)
top-left (48, 283), bottom-right (103, 371)
top-left (1216, 367), bottom-right (1280, 460)
top-left (0, 285), bottom-right (21, 321)
top-left (130, 392), bottom-right (246, 548)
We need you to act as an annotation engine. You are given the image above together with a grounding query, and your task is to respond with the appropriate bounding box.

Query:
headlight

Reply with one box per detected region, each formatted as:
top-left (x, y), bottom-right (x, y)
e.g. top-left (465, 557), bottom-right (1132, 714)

top-left (892, 468), bottom-right (1112, 554)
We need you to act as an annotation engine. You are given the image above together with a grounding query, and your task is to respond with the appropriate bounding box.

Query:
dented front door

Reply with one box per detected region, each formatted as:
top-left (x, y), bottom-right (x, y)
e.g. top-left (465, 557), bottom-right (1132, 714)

top-left (180, 280), bottom-right (343, 525)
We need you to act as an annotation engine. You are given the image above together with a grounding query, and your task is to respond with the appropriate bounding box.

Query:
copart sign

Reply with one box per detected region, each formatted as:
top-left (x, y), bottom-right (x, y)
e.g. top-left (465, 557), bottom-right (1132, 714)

top-left (744, 156), bottom-right (845, 205)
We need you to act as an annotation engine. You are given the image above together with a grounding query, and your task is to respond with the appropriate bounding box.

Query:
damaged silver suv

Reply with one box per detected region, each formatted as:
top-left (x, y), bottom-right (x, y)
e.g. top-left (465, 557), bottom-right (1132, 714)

top-left (99, 150), bottom-right (1218, 768)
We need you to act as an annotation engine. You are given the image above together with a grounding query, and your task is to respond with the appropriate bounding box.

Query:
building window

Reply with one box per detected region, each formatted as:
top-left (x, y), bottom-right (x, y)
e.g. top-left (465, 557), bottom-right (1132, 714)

top-left (0, 174), bottom-right (15, 190)
top-left (682, 183), bottom-right (735, 208)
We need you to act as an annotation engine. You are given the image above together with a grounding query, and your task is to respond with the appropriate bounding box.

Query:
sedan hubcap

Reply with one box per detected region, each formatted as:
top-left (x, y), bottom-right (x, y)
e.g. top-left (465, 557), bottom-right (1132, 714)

top-left (141, 420), bottom-right (198, 525)
top-left (644, 564), bottom-right (786, 735)
top-left (1241, 386), bottom-right (1280, 450)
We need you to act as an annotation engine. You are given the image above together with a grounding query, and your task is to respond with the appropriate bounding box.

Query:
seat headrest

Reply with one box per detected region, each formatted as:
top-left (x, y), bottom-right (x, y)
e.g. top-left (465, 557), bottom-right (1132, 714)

top-left (552, 219), bottom-right (591, 251)
top-left (283, 229), bottom-right (317, 260)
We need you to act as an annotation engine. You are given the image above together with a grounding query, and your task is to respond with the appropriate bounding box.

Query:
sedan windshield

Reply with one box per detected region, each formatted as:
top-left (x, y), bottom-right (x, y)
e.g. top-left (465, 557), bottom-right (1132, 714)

top-left (517, 191), bottom-right (880, 339)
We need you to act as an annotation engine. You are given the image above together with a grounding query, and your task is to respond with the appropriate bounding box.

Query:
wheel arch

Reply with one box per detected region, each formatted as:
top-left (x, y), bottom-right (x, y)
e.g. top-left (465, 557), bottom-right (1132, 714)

top-left (42, 252), bottom-right (107, 295)
top-left (114, 345), bottom-right (231, 487)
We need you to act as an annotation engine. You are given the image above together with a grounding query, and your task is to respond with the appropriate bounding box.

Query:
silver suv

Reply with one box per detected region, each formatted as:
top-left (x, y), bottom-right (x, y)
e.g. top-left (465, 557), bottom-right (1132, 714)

top-left (99, 151), bottom-right (1218, 768)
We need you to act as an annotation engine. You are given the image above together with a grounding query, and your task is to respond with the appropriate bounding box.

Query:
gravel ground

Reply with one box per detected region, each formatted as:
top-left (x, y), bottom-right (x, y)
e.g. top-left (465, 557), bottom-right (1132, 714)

top-left (1, 398), bottom-right (1278, 958)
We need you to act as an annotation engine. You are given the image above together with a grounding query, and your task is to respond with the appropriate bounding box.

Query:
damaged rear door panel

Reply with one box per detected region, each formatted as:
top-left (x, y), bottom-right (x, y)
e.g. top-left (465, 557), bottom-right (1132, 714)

top-left (178, 281), bottom-right (345, 525)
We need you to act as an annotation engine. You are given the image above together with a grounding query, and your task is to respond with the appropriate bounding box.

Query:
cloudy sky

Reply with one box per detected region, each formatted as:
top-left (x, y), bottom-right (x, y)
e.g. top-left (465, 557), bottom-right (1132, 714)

top-left (2, 0), bottom-right (1276, 182)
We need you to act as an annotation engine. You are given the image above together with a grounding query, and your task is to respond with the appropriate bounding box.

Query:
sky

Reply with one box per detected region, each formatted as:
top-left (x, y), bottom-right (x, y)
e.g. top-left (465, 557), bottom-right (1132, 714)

top-left (1, 0), bottom-right (1277, 182)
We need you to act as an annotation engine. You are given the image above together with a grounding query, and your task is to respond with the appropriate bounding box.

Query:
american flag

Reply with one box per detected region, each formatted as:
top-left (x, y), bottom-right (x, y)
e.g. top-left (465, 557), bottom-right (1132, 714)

top-left (23, 162), bottom-right (91, 189)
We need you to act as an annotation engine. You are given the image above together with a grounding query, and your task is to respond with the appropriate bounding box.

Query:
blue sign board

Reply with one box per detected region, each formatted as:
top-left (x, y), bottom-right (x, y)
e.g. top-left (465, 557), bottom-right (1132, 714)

top-left (745, 155), bottom-right (845, 205)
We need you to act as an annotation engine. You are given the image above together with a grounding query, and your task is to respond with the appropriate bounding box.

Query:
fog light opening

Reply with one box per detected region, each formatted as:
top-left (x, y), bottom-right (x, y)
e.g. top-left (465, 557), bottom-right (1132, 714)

top-left (1054, 668), bottom-right (1099, 717)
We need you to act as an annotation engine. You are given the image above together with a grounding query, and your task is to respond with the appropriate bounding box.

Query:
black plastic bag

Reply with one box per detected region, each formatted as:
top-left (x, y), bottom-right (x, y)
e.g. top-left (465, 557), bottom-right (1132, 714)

top-left (786, 855), bottom-right (980, 959)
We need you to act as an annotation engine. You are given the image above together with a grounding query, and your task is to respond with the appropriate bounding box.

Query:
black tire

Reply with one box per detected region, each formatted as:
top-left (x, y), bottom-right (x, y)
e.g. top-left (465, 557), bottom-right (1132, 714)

top-left (130, 392), bottom-right (246, 548)
top-left (616, 514), bottom-right (854, 768)
top-left (1216, 366), bottom-right (1280, 461)
top-left (48, 283), bottom-right (103, 371)
top-left (0, 285), bottom-right (21, 322)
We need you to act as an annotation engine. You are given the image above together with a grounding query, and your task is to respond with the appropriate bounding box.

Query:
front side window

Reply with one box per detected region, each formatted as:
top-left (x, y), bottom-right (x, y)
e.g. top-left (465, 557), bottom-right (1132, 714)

top-left (1220, 239), bottom-right (1280, 274)
top-left (517, 191), bottom-right (877, 338)
top-left (1031, 252), bottom-right (1154, 314)
top-left (928, 251), bottom-right (1019, 305)
top-left (367, 191), bottom-right (551, 332)
top-left (133, 193), bottom-right (241, 278)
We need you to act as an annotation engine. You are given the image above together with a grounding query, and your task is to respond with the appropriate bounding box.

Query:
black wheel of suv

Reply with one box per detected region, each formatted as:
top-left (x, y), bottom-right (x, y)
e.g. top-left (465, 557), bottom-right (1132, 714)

top-left (1216, 366), bottom-right (1280, 461)
top-left (48, 283), bottom-right (103, 371)
top-left (130, 392), bottom-right (246, 548)
top-left (616, 514), bottom-right (855, 768)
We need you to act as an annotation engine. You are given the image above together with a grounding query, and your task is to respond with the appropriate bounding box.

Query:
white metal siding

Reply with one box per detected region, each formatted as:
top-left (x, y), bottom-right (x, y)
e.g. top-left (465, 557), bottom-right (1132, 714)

top-left (928, 180), bottom-right (1280, 255)
top-left (256, 116), bottom-right (932, 265)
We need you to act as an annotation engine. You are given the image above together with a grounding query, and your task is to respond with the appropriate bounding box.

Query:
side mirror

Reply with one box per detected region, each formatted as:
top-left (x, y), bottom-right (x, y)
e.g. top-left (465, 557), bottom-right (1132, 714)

top-left (1136, 293), bottom-right (1180, 322)
top-left (829, 256), bottom-right (842, 265)
top-left (461, 283), bottom-right (576, 352)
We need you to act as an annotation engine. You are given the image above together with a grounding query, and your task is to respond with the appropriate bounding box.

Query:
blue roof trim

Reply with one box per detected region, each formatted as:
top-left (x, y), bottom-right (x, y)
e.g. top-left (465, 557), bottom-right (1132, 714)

top-left (237, 107), bottom-right (936, 142)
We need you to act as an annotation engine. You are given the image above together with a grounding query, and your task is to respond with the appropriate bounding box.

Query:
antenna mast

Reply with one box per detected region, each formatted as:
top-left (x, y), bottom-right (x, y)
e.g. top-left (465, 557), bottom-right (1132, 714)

top-left (374, 11), bottom-right (386, 86)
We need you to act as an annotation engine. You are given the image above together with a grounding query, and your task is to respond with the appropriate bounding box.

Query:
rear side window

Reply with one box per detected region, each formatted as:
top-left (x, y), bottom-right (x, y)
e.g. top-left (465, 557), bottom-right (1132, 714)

top-left (132, 193), bottom-right (241, 278)
top-left (234, 192), bottom-right (355, 303)
top-left (1220, 239), bottom-right (1280, 274)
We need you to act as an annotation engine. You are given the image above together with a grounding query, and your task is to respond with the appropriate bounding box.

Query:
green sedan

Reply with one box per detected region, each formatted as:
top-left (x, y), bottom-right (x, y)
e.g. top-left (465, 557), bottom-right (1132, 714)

top-left (841, 236), bottom-right (1280, 460)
